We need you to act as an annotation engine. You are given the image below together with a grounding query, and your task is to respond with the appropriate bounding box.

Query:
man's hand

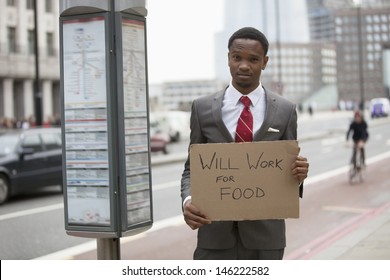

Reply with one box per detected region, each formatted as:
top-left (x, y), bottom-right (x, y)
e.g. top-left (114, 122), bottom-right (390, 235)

top-left (183, 200), bottom-right (212, 230)
top-left (291, 155), bottom-right (309, 183)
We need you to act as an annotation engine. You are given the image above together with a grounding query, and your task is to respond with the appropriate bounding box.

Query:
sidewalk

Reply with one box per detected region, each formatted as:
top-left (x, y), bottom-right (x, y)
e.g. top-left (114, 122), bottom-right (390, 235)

top-left (67, 153), bottom-right (390, 260)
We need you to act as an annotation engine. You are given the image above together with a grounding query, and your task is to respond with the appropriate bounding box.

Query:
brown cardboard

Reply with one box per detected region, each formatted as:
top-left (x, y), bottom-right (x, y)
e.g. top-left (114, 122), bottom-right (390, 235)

top-left (190, 140), bottom-right (300, 221)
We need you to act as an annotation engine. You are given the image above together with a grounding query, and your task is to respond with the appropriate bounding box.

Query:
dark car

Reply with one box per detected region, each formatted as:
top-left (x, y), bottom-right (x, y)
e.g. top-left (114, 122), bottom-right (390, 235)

top-left (0, 127), bottom-right (63, 205)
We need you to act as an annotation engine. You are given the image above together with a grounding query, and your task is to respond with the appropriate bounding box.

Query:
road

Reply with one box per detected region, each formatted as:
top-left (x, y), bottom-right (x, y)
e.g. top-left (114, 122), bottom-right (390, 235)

top-left (0, 111), bottom-right (389, 259)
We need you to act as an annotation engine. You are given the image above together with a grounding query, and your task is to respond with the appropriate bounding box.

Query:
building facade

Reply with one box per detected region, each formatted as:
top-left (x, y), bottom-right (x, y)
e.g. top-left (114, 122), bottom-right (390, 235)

top-left (3, 0), bottom-right (390, 120)
top-left (215, 0), bottom-right (310, 85)
top-left (213, 0), bottom-right (390, 109)
top-left (161, 80), bottom-right (227, 111)
top-left (0, 0), bottom-right (60, 126)
top-left (263, 42), bottom-right (337, 104)
top-left (307, 0), bottom-right (336, 41)
top-left (334, 6), bottom-right (390, 104)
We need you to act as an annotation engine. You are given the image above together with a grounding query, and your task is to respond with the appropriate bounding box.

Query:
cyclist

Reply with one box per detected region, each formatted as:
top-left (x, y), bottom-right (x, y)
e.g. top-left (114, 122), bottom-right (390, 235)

top-left (346, 110), bottom-right (369, 168)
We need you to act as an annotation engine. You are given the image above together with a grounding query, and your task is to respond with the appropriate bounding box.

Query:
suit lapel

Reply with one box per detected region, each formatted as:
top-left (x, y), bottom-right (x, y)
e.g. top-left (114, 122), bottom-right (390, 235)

top-left (212, 89), bottom-right (234, 142)
top-left (254, 89), bottom-right (277, 140)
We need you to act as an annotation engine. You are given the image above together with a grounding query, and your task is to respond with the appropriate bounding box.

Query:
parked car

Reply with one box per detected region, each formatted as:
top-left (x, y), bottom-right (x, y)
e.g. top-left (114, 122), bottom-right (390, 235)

top-left (0, 127), bottom-right (63, 205)
top-left (370, 97), bottom-right (390, 118)
top-left (150, 127), bottom-right (170, 154)
top-left (150, 134), bottom-right (169, 154)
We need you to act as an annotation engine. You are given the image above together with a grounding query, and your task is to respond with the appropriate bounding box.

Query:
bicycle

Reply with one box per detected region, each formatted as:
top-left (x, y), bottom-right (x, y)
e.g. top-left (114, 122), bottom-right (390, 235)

top-left (349, 141), bottom-right (365, 185)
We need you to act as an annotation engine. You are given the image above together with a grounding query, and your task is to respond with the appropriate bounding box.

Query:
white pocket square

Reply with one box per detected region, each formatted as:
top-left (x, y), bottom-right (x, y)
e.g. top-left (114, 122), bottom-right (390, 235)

top-left (267, 127), bottom-right (280, 133)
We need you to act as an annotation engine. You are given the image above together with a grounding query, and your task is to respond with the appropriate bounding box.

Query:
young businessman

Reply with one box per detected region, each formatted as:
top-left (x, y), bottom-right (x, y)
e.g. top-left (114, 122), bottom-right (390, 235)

top-left (180, 27), bottom-right (309, 260)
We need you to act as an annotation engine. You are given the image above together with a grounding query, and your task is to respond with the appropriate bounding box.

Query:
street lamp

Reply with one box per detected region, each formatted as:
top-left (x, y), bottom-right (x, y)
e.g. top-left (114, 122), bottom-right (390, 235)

top-left (354, 0), bottom-right (365, 111)
top-left (275, 0), bottom-right (283, 95)
top-left (33, 0), bottom-right (42, 126)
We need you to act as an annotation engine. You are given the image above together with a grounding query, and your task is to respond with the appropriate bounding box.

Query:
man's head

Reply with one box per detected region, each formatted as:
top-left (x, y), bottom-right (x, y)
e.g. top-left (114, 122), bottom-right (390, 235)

top-left (228, 27), bottom-right (269, 55)
top-left (228, 27), bottom-right (269, 95)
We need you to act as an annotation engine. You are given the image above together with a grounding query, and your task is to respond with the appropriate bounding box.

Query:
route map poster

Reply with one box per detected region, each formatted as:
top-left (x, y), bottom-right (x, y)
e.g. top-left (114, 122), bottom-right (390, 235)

top-left (62, 16), bottom-right (110, 226)
top-left (121, 18), bottom-right (152, 226)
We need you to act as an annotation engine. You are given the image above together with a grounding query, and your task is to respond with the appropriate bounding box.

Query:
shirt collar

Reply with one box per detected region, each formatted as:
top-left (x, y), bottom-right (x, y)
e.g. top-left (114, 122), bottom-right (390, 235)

top-left (225, 82), bottom-right (264, 106)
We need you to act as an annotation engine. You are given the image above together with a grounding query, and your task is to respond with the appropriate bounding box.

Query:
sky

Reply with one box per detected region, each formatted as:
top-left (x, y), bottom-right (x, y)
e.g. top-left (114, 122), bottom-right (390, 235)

top-left (146, 0), bottom-right (224, 84)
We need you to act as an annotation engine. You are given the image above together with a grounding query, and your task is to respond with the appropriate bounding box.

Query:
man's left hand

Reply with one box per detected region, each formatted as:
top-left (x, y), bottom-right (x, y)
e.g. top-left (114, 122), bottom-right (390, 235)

top-left (291, 156), bottom-right (309, 183)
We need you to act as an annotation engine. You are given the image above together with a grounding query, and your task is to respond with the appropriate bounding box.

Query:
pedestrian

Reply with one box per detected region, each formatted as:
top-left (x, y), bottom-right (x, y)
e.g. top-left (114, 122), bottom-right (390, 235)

top-left (346, 110), bottom-right (368, 167)
top-left (180, 27), bottom-right (309, 260)
top-left (308, 104), bottom-right (313, 116)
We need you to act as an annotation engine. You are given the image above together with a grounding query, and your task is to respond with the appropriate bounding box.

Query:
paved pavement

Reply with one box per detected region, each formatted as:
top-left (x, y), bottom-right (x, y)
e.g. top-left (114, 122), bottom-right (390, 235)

top-left (284, 152), bottom-right (390, 260)
top-left (38, 111), bottom-right (390, 260)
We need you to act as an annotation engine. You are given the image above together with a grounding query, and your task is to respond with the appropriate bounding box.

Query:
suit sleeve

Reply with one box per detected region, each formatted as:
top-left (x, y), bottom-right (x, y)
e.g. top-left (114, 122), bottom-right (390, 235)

top-left (283, 103), bottom-right (298, 141)
top-left (290, 105), bottom-right (304, 198)
top-left (180, 100), bottom-right (205, 206)
top-left (279, 102), bottom-right (303, 198)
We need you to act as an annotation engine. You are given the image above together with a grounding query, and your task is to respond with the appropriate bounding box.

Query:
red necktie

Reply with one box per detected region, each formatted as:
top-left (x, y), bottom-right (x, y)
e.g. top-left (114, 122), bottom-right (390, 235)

top-left (235, 96), bottom-right (253, 142)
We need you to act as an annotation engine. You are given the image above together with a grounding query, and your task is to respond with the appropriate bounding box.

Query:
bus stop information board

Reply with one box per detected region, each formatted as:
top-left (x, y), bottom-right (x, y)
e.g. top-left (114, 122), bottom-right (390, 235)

top-left (62, 14), bottom-right (152, 232)
top-left (63, 16), bottom-right (111, 226)
top-left (121, 18), bottom-right (151, 226)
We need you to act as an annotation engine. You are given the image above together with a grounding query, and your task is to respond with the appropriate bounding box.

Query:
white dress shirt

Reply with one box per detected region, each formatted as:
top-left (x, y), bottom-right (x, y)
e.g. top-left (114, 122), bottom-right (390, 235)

top-left (222, 82), bottom-right (266, 140)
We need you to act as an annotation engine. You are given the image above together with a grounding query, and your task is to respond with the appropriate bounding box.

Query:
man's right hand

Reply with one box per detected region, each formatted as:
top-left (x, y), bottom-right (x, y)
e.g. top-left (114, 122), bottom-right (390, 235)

top-left (183, 200), bottom-right (212, 230)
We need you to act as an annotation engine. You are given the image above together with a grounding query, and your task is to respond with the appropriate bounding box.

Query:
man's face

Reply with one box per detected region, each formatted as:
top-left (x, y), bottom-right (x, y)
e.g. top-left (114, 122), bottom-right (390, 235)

top-left (228, 38), bottom-right (268, 95)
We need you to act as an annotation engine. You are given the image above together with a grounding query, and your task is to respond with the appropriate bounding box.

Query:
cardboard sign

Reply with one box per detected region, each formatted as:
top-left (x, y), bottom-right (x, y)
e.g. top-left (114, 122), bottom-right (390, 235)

top-left (190, 140), bottom-right (300, 221)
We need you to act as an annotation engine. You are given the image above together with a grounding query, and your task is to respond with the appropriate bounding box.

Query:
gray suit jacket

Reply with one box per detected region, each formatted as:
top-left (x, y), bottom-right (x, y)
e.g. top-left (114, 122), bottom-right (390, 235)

top-left (181, 87), bottom-right (299, 250)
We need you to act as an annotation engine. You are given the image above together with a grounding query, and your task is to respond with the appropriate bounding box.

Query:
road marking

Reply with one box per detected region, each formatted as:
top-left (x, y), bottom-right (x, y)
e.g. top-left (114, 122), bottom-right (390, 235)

top-left (322, 206), bottom-right (369, 214)
top-left (0, 204), bottom-right (63, 221)
top-left (321, 146), bottom-right (333, 154)
top-left (304, 150), bottom-right (390, 186)
top-left (0, 182), bottom-right (179, 222)
top-left (321, 137), bottom-right (343, 146)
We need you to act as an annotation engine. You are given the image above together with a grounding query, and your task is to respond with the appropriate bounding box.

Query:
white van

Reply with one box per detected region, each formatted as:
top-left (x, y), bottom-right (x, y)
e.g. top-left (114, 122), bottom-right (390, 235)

top-left (149, 111), bottom-right (190, 142)
top-left (369, 98), bottom-right (390, 118)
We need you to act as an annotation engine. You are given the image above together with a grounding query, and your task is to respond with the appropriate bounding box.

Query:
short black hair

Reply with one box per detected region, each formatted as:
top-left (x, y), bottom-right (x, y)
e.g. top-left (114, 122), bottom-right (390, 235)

top-left (228, 27), bottom-right (269, 55)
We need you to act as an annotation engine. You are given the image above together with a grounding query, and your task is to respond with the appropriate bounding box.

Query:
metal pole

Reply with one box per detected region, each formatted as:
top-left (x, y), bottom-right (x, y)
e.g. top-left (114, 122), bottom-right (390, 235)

top-left (97, 238), bottom-right (121, 260)
top-left (94, 0), bottom-right (121, 261)
top-left (33, 0), bottom-right (42, 126)
top-left (357, 6), bottom-right (365, 110)
top-left (275, 0), bottom-right (282, 95)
